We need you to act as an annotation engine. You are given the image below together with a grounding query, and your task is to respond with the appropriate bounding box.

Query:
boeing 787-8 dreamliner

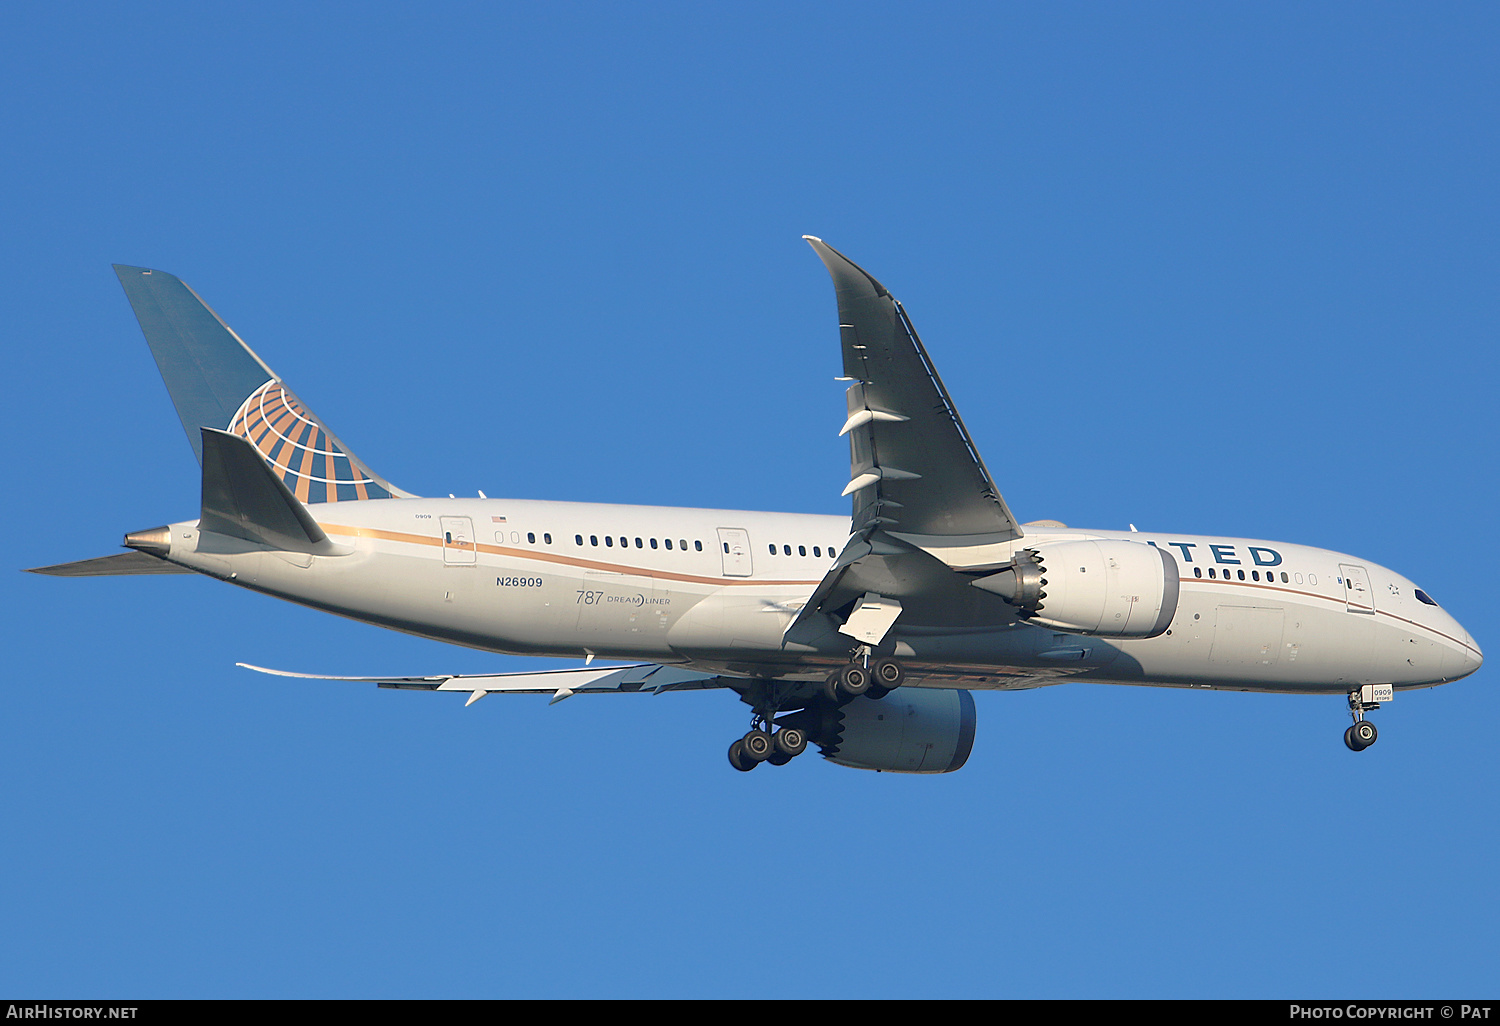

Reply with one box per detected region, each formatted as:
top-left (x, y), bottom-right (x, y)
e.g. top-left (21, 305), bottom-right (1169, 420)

top-left (29, 238), bottom-right (1482, 772)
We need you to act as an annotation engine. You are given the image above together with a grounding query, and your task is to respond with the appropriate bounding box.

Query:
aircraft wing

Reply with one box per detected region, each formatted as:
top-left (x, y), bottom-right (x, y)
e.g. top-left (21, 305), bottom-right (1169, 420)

top-left (237, 661), bottom-right (727, 704)
top-left (804, 237), bottom-right (1021, 541)
top-left (786, 239), bottom-right (1026, 646)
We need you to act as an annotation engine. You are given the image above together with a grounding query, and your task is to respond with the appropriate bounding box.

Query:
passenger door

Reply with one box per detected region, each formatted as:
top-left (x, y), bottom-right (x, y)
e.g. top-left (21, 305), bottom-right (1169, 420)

top-left (440, 516), bottom-right (477, 565)
top-left (1339, 564), bottom-right (1375, 614)
top-left (716, 527), bottom-right (752, 577)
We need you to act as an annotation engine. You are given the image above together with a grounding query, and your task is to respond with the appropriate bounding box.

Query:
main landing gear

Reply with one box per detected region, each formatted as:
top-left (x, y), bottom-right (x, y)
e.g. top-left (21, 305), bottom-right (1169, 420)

top-left (1343, 686), bottom-right (1382, 752)
top-left (822, 651), bottom-right (905, 703)
top-left (726, 655), bottom-right (909, 772)
top-left (727, 723), bottom-right (808, 772)
top-left (728, 678), bottom-right (813, 773)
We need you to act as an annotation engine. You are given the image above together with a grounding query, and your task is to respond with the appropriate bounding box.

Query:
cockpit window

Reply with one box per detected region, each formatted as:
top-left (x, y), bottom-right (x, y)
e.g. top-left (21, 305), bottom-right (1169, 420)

top-left (1414, 589), bottom-right (1438, 606)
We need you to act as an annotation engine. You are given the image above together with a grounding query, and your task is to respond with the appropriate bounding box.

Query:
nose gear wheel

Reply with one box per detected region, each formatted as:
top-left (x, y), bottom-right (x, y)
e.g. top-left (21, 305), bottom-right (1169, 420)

top-left (1343, 688), bottom-right (1382, 751)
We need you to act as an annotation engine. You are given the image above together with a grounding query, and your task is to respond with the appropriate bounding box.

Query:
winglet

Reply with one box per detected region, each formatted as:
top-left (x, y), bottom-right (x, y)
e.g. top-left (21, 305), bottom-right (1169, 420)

top-left (803, 236), bottom-right (892, 299)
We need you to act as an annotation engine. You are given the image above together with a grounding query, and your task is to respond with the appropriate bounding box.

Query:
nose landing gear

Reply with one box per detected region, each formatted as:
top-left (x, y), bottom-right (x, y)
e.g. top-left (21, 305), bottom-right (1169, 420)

top-left (1343, 685), bottom-right (1389, 751)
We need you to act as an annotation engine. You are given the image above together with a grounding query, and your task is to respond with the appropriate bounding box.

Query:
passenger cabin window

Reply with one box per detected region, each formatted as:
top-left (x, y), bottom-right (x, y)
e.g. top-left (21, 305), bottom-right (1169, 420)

top-left (544, 533), bottom-right (552, 545)
top-left (527, 532), bottom-right (535, 544)
top-left (694, 541), bottom-right (702, 551)
top-left (650, 538), bottom-right (658, 549)
top-left (665, 539), bottom-right (673, 550)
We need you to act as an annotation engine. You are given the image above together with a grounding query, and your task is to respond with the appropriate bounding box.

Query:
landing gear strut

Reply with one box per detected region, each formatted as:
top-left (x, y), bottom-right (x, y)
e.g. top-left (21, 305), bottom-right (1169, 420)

top-left (1344, 686), bottom-right (1383, 752)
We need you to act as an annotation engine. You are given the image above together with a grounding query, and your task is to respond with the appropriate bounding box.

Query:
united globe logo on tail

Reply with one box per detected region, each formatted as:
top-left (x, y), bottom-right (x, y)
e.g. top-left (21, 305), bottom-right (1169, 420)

top-left (228, 379), bottom-right (393, 503)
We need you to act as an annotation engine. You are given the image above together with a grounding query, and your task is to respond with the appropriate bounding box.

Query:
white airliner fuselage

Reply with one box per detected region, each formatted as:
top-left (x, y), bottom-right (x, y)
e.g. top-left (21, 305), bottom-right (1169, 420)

top-left (147, 497), bottom-right (1479, 695)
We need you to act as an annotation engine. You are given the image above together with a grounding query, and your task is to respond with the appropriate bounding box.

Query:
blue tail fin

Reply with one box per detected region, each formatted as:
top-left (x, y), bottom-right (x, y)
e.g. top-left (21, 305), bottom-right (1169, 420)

top-left (114, 265), bottom-right (410, 503)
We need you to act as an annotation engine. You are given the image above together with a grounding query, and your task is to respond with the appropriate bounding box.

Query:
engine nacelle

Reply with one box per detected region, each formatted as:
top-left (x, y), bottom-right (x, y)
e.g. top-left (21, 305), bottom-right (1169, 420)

top-left (799, 689), bottom-right (976, 774)
top-left (976, 539), bottom-right (1179, 638)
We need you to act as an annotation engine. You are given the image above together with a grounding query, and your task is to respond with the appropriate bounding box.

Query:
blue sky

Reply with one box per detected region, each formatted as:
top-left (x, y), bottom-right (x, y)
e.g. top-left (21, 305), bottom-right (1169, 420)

top-left (3, 2), bottom-right (1496, 998)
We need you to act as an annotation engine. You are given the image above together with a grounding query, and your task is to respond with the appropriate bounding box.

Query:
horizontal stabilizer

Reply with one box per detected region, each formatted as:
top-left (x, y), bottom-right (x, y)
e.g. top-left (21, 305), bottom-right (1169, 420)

top-left (25, 551), bottom-right (194, 576)
top-left (236, 662), bottom-right (726, 696)
top-left (200, 428), bottom-right (344, 555)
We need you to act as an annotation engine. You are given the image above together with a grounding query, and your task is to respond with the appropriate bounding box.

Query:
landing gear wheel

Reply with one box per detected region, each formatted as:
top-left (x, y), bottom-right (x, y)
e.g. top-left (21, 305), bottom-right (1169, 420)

top-left (867, 685), bottom-right (890, 701)
top-left (872, 658), bottom-right (905, 690)
top-left (728, 739), bottom-right (757, 772)
top-left (823, 670), bottom-right (842, 703)
top-left (1345, 688), bottom-right (1383, 752)
top-left (774, 726), bottom-right (807, 758)
top-left (741, 729), bottom-right (774, 762)
top-left (838, 664), bottom-right (871, 697)
top-left (767, 751), bottom-right (793, 766)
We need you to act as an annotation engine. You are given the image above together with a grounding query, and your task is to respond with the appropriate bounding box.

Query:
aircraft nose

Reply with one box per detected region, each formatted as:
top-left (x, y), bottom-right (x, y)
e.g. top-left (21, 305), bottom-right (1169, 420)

top-left (1463, 632), bottom-right (1483, 675)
